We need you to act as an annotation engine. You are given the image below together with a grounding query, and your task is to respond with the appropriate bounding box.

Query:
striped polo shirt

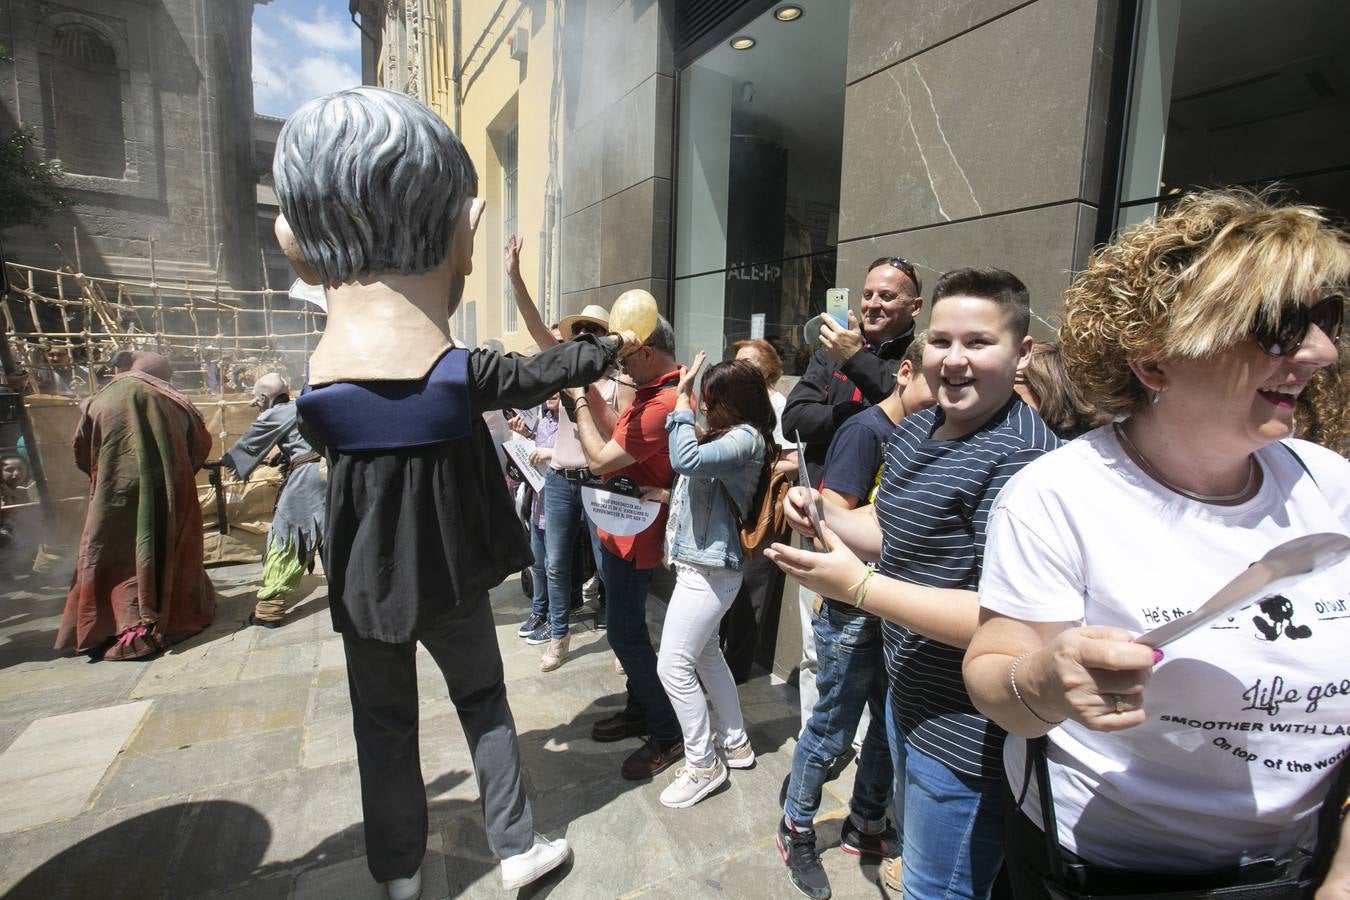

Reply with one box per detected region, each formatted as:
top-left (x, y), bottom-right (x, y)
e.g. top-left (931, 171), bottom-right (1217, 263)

top-left (875, 396), bottom-right (1059, 779)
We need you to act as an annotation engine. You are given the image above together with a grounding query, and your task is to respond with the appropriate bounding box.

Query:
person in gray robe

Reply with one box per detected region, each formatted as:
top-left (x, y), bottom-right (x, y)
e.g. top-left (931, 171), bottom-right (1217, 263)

top-left (222, 372), bottom-right (325, 627)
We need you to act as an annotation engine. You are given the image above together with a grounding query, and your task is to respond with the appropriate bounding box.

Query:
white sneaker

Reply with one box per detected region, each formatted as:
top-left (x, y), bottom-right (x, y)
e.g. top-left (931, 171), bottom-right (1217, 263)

top-left (659, 759), bottom-right (728, 809)
top-left (581, 574), bottom-right (601, 603)
top-left (383, 869), bottom-right (421, 900)
top-left (721, 739), bottom-right (756, 769)
top-left (500, 835), bottom-right (571, 891)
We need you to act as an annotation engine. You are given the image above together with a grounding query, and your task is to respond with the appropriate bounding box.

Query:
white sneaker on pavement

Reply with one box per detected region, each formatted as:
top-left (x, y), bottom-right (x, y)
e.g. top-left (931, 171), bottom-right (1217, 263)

top-left (383, 869), bottom-right (421, 900)
top-left (659, 759), bottom-right (729, 809)
top-left (500, 835), bottom-right (571, 891)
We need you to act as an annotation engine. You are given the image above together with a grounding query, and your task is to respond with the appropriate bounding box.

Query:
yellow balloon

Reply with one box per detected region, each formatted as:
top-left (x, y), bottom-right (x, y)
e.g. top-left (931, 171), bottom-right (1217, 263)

top-left (609, 290), bottom-right (659, 342)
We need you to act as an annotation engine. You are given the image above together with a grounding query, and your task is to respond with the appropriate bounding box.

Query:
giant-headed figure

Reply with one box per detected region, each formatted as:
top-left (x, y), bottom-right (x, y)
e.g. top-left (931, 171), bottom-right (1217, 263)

top-left (274, 87), bottom-right (628, 899)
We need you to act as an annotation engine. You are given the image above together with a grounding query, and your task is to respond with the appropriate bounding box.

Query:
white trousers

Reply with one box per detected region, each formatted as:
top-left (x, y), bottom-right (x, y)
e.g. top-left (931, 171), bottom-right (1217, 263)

top-left (657, 565), bottom-right (748, 768)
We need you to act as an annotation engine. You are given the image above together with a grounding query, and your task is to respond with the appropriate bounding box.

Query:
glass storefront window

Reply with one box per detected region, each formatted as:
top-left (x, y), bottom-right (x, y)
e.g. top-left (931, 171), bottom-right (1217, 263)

top-left (673, 0), bottom-right (849, 377)
top-left (1117, 0), bottom-right (1350, 230)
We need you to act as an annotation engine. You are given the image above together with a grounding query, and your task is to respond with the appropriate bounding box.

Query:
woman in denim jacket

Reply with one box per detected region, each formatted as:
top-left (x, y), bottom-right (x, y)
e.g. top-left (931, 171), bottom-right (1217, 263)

top-left (653, 353), bottom-right (777, 809)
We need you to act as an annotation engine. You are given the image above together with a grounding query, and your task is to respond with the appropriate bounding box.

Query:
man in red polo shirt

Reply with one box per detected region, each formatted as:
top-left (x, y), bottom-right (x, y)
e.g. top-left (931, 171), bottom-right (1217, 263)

top-left (565, 314), bottom-right (684, 780)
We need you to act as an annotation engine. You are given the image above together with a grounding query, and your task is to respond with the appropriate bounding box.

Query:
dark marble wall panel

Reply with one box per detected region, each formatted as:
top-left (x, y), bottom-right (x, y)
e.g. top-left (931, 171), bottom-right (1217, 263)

top-left (835, 201), bottom-right (1093, 334)
top-left (560, 201), bottom-right (602, 294)
top-left (601, 74), bottom-right (675, 201)
top-left (564, 117), bottom-right (605, 216)
top-left (561, 0), bottom-right (674, 302)
top-left (847, 0), bottom-right (1031, 83)
top-left (839, 0), bottom-right (1103, 241)
top-left (598, 177), bottom-right (672, 287)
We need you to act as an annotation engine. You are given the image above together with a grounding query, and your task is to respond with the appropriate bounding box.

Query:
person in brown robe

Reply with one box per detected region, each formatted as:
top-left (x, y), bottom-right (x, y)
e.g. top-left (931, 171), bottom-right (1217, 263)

top-left (56, 351), bottom-right (216, 660)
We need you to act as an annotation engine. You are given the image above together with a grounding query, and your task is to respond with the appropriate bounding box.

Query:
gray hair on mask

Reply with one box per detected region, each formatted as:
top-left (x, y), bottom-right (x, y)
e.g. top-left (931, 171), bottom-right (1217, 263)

top-left (272, 86), bottom-right (478, 284)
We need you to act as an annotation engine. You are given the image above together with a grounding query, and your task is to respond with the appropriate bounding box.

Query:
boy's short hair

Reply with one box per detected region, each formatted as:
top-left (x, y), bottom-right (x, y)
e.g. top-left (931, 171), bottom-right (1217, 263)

top-left (930, 267), bottom-right (1031, 341)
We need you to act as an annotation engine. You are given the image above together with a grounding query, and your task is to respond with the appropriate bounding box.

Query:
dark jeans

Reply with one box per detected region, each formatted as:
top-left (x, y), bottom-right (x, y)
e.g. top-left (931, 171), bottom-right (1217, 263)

top-left (784, 599), bottom-right (892, 828)
top-left (600, 545), bottom-right (681, 744)
top-left (341, 593), bottom-right (535, 882)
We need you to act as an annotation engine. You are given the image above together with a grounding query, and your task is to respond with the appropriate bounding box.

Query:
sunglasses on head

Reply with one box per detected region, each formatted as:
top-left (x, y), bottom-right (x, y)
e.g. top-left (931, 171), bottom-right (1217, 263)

top-left (1251, 295), bottom-right (1344, 357)
top-left (868, 256), bottom-right (920, 292)
top-left (571, 321), bottom-right (606, 336)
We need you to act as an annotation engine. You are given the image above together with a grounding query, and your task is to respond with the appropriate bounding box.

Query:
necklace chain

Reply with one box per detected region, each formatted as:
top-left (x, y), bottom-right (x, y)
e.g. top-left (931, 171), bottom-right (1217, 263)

top-left (1113, 422), bottom-right (1257, 504)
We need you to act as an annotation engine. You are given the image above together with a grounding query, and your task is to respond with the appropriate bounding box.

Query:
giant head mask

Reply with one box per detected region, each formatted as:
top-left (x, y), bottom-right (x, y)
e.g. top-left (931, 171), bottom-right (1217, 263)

top-left (272, 87), bottom-right (485, 385)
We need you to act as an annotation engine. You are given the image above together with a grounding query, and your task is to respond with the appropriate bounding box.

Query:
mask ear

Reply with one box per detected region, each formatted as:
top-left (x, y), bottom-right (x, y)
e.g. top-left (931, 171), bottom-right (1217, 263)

top-left (274, 214), bottom-right (323, 285)
top-left (449, 197), bottom-right (486, 278)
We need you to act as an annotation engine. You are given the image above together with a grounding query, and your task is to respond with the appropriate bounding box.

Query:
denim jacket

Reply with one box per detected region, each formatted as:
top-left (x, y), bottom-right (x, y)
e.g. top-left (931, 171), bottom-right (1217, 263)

top-left (663, 408), bottom-right (765, 571)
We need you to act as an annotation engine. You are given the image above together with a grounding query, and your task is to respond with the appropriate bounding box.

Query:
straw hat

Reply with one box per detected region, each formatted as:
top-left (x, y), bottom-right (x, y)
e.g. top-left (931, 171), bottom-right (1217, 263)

top-left (559, 304), bottom-right (610, 337)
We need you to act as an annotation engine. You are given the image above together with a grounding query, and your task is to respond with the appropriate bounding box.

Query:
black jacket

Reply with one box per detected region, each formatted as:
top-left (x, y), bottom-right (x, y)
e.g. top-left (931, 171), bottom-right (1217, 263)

top-left (781, 330), bottom-right (914, 485)
top-left (306, 334), bottom-right (620, 642)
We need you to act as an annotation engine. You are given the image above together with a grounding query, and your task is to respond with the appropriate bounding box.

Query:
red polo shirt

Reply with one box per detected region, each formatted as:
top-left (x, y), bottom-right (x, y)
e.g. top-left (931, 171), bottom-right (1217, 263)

top-left (598, 369), bottom-right (679, 569)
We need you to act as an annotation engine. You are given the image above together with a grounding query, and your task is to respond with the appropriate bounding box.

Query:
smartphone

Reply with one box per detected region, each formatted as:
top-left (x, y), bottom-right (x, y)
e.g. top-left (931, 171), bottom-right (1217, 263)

top-left (825, 288), bottom-right (849, 328)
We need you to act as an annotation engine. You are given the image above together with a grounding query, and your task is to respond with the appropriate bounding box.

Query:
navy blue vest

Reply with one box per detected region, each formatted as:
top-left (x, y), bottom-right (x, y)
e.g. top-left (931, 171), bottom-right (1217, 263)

top-left (296, 348), bottom-right (472, 452)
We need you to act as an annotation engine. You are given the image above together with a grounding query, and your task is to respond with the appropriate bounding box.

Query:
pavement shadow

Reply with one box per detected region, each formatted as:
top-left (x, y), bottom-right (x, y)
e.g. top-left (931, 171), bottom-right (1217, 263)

top-left (5, 801), bottom-right (271, 900)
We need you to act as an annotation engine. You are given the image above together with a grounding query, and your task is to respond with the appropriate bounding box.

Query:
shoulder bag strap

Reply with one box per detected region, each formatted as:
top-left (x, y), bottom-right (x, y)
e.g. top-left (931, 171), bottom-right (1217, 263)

top-left (1280, 441), bottom-right (1319, 487)
top-left (1030, 736), bottom-right (1068, 884)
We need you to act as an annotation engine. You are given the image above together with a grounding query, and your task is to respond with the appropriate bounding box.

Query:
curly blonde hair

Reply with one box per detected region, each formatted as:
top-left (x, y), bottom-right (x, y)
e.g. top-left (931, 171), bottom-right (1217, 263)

top-left (1059, 189), bottom-right (1350, 417)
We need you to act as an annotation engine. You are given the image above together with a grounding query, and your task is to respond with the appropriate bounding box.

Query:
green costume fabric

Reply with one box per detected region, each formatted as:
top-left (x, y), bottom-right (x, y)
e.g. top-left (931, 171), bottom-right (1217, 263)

top-left (56, 372), bottom-right (216, 657)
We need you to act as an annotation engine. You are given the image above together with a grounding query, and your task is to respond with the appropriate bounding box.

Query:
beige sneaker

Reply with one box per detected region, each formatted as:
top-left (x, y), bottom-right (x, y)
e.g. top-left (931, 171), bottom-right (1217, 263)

top-left (721, 739), bottom-right (756, 769)
top-left (658, 759), bottom-right (728, 808)
top-left (540, 635), bottom-right (570, 672)
top-left (882, 855), bottom-right (903, 892)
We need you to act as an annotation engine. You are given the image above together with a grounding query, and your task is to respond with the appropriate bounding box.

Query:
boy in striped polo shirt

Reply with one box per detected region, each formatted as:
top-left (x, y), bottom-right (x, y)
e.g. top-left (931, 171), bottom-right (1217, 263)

top-left (768, 267), bottom-right (1059, 899)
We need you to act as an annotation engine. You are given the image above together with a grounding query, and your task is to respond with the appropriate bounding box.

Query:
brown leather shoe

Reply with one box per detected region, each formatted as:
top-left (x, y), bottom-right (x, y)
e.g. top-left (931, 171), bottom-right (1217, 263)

top-left (620, 737), bottom-right (684, 781)
top-left (591, 711), bottom-right (647, 743)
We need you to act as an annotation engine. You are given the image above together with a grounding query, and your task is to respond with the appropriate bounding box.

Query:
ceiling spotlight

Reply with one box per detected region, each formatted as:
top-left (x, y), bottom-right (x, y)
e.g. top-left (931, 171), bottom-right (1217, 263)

top-left (729, 35), bottom-right (756, 50)
top-left (774, 5), bottom-right (803, 21)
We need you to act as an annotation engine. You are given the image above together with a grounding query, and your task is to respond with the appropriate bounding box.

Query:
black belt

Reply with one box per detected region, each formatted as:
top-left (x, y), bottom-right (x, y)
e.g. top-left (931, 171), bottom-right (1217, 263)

top-left (555, 467), bottom-right (592, 481)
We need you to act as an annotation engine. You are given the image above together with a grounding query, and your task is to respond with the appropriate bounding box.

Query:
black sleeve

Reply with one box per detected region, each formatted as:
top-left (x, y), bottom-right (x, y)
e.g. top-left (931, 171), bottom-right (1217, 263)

top-left (469, 334), bottom-right (619, 414)
top-left (781, 350), bottom-right (865, 447)
top-left (840, 349), bottom-right (900, 404)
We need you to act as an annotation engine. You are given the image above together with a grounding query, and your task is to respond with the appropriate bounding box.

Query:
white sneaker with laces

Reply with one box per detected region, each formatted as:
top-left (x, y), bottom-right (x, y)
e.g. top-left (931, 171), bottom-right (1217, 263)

top-left (721, 739), bottom-right (756, 769)
top-left (659, 759), bottom-right (728, 809)
top-left (383, 869), bottom-right (421, 900)
top-left (500, 835), bottom-right (571, 891)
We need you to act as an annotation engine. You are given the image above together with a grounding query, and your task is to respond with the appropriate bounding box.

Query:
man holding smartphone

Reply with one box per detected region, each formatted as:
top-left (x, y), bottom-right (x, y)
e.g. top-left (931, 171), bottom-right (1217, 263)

top-left (780, 256), bottom-right (923, 735)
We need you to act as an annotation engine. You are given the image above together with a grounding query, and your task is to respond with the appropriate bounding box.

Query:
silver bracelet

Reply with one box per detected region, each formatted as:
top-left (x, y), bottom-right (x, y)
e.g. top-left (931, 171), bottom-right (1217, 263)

top-left (1010, 651), bottom-right (1065, 726)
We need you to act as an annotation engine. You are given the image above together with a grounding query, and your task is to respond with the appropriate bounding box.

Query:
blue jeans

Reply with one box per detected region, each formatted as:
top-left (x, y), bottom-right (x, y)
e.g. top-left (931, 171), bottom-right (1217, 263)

top-left (600, 546), bottom-right (681, 744)
top-left (542, 470), bottom-right (605, 639)
top-left (529, 517), bottom-right (548, 620)
top-left (900, 741), bottom-right (1005, 900)
top-left (784, 599), bottom-right (892, 829)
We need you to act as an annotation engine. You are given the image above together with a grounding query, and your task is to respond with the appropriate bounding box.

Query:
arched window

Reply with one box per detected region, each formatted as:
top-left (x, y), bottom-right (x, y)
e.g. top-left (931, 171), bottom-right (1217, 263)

top-left (46, 24), bottom-right (125, 178)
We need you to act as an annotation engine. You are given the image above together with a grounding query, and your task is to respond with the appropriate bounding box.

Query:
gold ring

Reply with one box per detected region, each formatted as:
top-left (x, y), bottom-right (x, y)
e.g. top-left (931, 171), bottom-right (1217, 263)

top-left (1113, 695), bottom-right (1127, 714)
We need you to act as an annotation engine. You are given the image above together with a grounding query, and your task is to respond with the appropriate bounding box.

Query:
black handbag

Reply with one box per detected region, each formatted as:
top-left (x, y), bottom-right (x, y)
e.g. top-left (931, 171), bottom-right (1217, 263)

top-left (1023, 737), bottom-right (1316, 899)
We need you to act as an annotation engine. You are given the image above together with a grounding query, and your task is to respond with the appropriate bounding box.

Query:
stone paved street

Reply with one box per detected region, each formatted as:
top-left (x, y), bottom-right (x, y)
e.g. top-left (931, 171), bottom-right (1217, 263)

top-left (0, 564), bottom-right (893, 899)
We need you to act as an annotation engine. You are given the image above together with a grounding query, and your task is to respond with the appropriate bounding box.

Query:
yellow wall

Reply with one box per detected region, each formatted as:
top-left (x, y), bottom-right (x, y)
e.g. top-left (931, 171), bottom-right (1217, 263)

top-left (423, 1), bottom-right (564, 354)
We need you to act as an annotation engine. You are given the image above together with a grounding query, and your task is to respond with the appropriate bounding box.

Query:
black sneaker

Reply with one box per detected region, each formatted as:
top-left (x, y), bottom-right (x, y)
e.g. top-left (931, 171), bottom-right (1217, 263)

top-left (776, 817), bottom-right (831, 899)
top-left (839, 817), bottom-right (900, 861)
top-left (517, 613), bottom-right (546, 638)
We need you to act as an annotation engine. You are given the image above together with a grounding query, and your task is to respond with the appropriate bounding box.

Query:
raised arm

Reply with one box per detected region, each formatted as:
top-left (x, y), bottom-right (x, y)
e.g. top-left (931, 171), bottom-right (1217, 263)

top-left (471, 334), bottom-right (622, 413)
top-left (781, 349), bottom-right (864, 447)
top-left (505, 234), bottom-right (558, 350)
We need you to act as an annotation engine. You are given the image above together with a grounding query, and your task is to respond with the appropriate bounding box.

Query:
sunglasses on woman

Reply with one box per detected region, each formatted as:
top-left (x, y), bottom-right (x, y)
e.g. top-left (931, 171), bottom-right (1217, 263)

top-left (571, 322), bottom-right (606, 336)
top-left (1252, 295), bottom-right (1344, 357)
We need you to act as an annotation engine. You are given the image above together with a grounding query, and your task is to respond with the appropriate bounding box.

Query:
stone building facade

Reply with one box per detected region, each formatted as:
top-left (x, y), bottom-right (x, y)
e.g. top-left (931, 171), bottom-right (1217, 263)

top-left (1, 0), bottom-right (260, 288)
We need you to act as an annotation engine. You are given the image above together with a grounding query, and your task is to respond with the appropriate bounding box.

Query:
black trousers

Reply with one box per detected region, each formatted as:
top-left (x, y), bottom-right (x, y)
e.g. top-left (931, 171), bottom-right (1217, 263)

top-left (720, 540), bottom-right (786, 684)
top-left (341, 592), bottom-right (535, 882)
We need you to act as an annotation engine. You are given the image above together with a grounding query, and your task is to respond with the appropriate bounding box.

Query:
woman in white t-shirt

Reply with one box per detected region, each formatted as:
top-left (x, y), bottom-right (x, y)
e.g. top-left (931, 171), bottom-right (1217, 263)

top-left (963, 190), bottom-right (1350, 897)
